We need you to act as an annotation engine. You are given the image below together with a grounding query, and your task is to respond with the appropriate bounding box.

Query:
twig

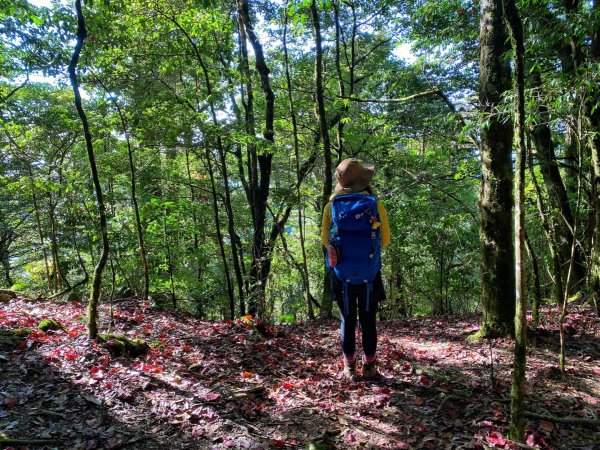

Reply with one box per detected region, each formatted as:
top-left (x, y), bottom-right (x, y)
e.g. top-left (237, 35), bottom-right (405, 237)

top-left (28, 408), bottom-right (67, 419)
top-left (524, 411), bottom-right (600, 427)
top-left (341, 89), bottom-right (441, 104)
top-left (400, 167), bottom-right (479, 223)
top-left (0, 438), bottom-right (59, 446)
top-left (341, 89), bottom-right (480, 149)
top-left (436, 393), bottom-right (456, 414)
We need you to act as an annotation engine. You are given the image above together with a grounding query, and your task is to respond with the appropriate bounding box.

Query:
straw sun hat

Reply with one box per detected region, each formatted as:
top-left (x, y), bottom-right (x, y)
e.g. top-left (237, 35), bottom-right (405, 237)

top-left (333, 158), bottom-right (375, 194)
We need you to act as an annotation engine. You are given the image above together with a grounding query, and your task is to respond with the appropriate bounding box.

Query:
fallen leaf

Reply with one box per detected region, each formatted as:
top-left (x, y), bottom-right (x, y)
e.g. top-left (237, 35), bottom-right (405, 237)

top-left (487, 432), bottom-right (506, 446)
top-left (271, 439), bottom-right (285, 448)
top-left (540, 420), bottom-right (554, 432)
top-left (203, 392), bottom-right (222, 401)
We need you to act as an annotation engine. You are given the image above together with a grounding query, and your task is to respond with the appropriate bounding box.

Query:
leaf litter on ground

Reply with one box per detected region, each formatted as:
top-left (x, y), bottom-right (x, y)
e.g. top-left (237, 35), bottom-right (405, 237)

top-left (0, 297), bottom-right (599, 449)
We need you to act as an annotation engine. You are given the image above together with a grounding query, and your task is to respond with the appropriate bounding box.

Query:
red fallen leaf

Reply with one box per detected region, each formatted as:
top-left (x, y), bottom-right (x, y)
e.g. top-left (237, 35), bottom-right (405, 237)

top-left (487, 432), bottom-right (507, 446)
top-left (414, 422), bottom-right (428, 433)
top-left (418, 374), bottom-right (432, 385)
top-left (540, 420), bottom-right (554, 432)
top-left (137, 363), bottom-right (162, 373)
top-left (526, 434), bottom-right (536, 446)
top-left (242, 371), bottom-right (253, 378)
top-left (593, 366), bottom-right (600, 375)
top-left (271, 439), bottom-right (285, 449)
top-left (204, 393), bottom-right (222, 401)
top-left (224, 439), bottom-right (236, 447)
top-left (373, 386), bottom-right (391, 395)
top-left (414, 396), bottom-right (425, 406)
top-left (65, 350), bottom-right (78, 361)
top-left (282, 382), bottom-right (293, 389)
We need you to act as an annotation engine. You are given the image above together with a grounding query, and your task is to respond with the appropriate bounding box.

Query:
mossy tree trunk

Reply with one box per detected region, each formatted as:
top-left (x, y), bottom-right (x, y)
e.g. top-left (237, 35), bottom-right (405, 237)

top-left (529, 74), bottom-right (585, 294)
top-left (477, 0), bottom-right (515, 338)
top-left (504, 0), bottom-right (527, 441)
top-left (67, 0), bottom-right (110, 340)
top-left (586, 0), bottom-right (600, 313)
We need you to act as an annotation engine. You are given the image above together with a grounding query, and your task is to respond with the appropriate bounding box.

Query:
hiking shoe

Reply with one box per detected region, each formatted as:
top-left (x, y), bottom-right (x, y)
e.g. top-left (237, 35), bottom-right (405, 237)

top-left (342, 359), bottom-right (358, 382)
top-left (362, 359), bottom-right (378, 380)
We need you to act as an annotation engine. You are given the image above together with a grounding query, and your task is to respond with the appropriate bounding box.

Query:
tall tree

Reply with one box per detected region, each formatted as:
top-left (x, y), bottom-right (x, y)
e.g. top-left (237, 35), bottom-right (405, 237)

top-left (477, 0), bottom-right (515, 337)
top-left (503, 0), bottom-right (527, 440)
top-left (311, 0), bottom-right (334, 318)
top-left (67, 0), bottom-right (110, 339)
top-left (237, 0), bottom-right (275, 318)
top-left (586, 0), bottom-right (600, 312)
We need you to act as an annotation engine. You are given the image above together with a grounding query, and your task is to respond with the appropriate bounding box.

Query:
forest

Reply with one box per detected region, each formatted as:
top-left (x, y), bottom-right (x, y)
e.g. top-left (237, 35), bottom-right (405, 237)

top-left (0, 0), bottom-right (599, 448)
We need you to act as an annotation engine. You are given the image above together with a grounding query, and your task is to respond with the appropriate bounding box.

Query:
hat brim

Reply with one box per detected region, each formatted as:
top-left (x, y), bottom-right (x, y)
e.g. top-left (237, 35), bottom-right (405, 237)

top-left (333, 163), bottom-right (375, 194)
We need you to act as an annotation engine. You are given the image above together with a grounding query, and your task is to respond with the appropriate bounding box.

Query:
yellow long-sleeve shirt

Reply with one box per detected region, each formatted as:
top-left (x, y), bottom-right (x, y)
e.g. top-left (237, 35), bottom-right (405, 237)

top-left (321, 192), bottom-right (391, 248)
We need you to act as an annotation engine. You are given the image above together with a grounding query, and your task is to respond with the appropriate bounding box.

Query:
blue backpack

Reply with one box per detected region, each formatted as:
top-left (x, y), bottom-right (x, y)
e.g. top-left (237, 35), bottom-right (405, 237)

top-left (327, 193), bottom-right (382, 314)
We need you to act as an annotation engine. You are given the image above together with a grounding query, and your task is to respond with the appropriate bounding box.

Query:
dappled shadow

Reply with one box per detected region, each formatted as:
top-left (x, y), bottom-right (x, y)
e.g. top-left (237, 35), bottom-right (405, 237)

top-left (2, 299), bottom-right (600, 449)
top-left (0, 333), bottom-right (212, 449)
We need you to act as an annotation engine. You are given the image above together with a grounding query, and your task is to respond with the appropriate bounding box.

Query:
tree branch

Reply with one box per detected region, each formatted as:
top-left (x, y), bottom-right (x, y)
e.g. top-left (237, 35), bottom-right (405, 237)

top-left (400, 167), bottom-right (478, 224)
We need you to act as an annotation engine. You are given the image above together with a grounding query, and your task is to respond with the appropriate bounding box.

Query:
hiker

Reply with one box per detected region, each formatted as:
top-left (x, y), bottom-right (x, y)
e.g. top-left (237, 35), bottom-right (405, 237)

top-left (321, 158), bottom-right (391, 381)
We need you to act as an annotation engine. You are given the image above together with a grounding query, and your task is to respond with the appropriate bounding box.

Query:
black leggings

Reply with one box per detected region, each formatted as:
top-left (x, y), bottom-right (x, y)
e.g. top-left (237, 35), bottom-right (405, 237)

top-left (331, 271), bottom-right (385, 358)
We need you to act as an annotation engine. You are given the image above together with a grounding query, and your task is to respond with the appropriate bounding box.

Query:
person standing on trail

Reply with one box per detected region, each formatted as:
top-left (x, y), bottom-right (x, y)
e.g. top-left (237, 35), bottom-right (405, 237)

top-left (321, 158), bottom-right (391, 381)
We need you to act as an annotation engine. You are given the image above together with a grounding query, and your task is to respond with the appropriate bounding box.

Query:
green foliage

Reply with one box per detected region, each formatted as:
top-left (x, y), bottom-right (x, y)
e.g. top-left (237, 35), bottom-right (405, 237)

top-left (4, 0), bottom-right (596, 325)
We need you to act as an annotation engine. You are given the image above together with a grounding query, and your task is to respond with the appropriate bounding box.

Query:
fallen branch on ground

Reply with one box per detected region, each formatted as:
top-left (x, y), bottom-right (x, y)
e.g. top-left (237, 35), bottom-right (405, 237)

top-left (525, 411), bottom-right (600, 427)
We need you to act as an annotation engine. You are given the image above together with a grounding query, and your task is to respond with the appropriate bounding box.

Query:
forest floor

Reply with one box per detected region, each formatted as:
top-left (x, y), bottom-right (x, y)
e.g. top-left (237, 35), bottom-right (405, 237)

top-left (0, 297), bottom-right (599, 450)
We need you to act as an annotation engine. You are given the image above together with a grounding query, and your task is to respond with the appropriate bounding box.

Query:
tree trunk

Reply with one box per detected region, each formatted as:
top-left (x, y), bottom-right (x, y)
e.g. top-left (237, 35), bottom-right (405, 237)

top-left (237, 0), bottom-right (275, 318)
top-left (162, 208), bottom-right (176, 309)
top-left (48, 196), bottom-right (67, 291)
top-left (586, 0), bottom-right (600, 310)
top-left (205, 147), bottom-right (235, 320)
top-left (524, 230), bottom-right (542, 328)
top-left (185, 148), bottom-right (203, 301)
top-left (332, 0), bottom-right (352, 161)
top-left (218, 141), bottom-right (246, 316)
top-left (529, 73), bottom-right (585, 293)
top-left (311, 0), bottom-right (334, 318)
top-left (478, 0), bottom-right (515, 337)
top-left (504, 0), bottom-right (527, 440)
top-left (67, 0), bottom-right (110, 340)
top-left (168, 15), bottom-right (245, 317)
top-left (528, 139), bottom-right (564, 306)
top-left (29, 165), bottom-right (51, 291)
top-left (120, 108), bottom-right (149, 302)
top-left (284, 2), bottom-right (314, 319)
